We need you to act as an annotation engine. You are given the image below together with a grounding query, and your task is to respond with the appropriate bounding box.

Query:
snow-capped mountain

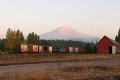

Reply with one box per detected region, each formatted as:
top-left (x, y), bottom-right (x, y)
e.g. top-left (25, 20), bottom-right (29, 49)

top-left (40, 26), bottom-right (100, 43)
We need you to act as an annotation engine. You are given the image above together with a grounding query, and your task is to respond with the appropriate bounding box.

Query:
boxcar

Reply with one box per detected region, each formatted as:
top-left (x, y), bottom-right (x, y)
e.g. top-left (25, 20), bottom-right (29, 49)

top-left (40, 46), bottom-right (53, 53)
top-left (16, 44), bottom-right (28, 53)
top-left (39, 45), bottom-right (44, 53)
top-left (66, 47), bottom-right (74, 53)
top-left (74, 47), bottom-right (79, 53)
top-left (47, 46), bottom-right (52, 53)
top-left (59, 47), bottom-right (66, 53)
top-left (78, 48), bottom-right (85, 53)
top-left (32, 45), bottom-right (39, 53)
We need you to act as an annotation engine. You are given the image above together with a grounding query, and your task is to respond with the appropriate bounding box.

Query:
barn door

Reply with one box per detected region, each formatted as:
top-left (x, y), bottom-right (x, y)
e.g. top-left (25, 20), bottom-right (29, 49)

top-left (112, 46), bottom-right (116, 54)
top-left (109, 46), bottom-right (116, 54)
top-left (109, 46), bottom-right (112, 54)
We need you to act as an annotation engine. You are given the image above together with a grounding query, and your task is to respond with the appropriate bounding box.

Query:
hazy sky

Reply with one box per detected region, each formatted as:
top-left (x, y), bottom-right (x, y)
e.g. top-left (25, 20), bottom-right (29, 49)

top-left (0, 0), bottom-right (120, 39)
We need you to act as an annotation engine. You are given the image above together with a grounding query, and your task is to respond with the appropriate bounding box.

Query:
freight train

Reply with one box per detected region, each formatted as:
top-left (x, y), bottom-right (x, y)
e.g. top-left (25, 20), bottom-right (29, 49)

top-left (16, 44), bottom-right (84, 54)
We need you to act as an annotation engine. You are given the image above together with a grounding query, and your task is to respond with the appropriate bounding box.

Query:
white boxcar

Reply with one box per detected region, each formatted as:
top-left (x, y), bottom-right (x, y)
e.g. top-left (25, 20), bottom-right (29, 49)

top-left (75, 47), bottom-right (79, 53)
top-left (69, 47), bottom-right (74, 53)
top-left (48, 46), bottom-right (52, 53)
top-left (32, 45), bottom-right (39, 52)
top-left (21, 44), bottom-right (28, 53)
top-left (39, 46), bottom-right (44, 53)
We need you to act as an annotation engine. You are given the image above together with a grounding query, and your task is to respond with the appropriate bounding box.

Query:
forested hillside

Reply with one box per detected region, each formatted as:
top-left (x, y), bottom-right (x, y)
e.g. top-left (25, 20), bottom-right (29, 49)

top-left (0, 28), bottom-right (97, 54)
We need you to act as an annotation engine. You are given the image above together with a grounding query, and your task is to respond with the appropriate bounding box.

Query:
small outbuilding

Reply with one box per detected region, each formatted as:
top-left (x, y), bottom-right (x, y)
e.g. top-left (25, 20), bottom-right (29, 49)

top-left (97, 36), bottom-right (120, 54)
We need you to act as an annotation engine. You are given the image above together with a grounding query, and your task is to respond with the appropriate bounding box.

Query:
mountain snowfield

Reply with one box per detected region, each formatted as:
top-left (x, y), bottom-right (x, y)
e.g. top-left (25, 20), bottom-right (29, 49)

top-left (40, 26), bottom-right (100, 43)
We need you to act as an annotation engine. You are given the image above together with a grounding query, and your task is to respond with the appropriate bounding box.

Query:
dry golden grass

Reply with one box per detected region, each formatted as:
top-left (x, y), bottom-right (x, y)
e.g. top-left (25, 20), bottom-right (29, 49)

top-left (0, 62), bottom-right (120, 80)
top-left (0, 71), bottom-right (56, 80)
top-left (0, 53), bottom-right (120, 80)
top-left (0, 54), bottom-right (120, 64)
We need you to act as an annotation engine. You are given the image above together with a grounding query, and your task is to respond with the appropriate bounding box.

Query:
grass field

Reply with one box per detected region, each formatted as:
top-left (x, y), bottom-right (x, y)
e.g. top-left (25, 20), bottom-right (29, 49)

top-left (0, 61), bottom-right (120, 80)
top-left (0, 53), bottom-right (120, 65)
top-left (0, 53), bottom-right (120, 80)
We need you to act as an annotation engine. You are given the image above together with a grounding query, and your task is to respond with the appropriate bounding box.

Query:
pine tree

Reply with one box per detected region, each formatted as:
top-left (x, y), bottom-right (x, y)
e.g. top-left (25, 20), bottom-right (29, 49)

top-left (85, 43), bottom-right (93, 54)
top-left (27, 32), bottom-right (40, 44)
top-left (115, 35), bottom-right (118, 42)
top-left (0, 39), bottom-right (7, 52)
top-left (115, 28), bottom-right (120, 43)
top-left (93, 45), bottom-right (97, 53)
top-left (0, 39), bottom-right (1, 49)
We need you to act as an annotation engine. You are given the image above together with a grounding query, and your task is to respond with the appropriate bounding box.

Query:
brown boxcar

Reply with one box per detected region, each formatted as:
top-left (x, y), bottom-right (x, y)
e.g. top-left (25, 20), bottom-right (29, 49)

top-left (27, 44), bottom-right (32, 53)
top-left (48, 46), bottom-right (52, 53)
top-left (66, 47), bottom-right (74, 53)
top-left (27, 44), bottom-right (39, 53)
top-left (39, 46), bottom-right (53, 53)
top-left (39, 45), bottom-right (44, 53)
top-left (32, 45), bottom-right (39, 53)
top-left (78, 48), bottom-right (85, 53)
top-left (74, 47), bottom-right (79, 53)
top-left (16, 44), bottom-right (28, 53)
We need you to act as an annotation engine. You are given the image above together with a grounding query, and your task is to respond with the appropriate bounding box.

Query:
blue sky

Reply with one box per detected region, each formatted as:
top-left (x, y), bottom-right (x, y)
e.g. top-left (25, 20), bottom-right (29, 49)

top-left (0, 0), bottom-right (120, 39)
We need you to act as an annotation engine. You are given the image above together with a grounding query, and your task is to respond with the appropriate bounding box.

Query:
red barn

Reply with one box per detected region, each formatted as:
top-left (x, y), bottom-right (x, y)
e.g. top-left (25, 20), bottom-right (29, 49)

top-left (97, 36), bottom-right (120, 54)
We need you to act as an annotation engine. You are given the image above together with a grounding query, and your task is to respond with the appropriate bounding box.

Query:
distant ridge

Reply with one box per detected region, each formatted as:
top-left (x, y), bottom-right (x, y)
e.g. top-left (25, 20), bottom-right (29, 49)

top-left (40, 26), bottom-right (100, 43)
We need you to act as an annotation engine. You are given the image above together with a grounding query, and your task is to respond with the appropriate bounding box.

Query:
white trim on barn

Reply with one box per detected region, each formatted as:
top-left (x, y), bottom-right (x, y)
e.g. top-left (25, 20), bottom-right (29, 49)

top-left (112, 46), bottom-right (116, 54)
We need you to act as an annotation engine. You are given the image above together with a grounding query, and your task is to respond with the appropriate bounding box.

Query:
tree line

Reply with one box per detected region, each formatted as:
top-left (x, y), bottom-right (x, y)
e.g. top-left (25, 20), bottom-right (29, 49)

top-left (115, 28), bottom-right (120, 43)
top-left (0, 28), bottom-right (97, 54)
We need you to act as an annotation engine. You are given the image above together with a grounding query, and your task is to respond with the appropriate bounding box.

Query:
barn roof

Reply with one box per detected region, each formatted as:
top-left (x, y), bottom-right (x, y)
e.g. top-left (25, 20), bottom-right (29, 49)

top-left (99, 36), bottom-right (120, 46)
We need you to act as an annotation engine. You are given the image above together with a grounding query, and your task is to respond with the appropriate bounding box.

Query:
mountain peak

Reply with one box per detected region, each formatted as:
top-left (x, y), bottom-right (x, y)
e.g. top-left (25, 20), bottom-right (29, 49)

top-left (58, 26), bottom-right (72, 30)
top-left (57, 26), bottom-right (73, 36)
top-left (40, 26), bottom-right (100, 43)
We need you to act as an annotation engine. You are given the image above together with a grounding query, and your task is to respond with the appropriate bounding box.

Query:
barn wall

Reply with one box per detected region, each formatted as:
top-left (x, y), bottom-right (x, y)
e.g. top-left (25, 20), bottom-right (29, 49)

top-left (116, 46), bottom-right (120, 53)
top-left (97, 37), bottom-right (115, 54)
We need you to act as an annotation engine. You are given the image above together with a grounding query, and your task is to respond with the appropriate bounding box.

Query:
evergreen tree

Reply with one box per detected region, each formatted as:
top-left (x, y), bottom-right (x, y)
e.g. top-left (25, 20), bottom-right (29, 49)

top-left (93, 40), bottom-right (98, 53)
top-left (93, 45), bottom-right (97, 53)
top-left (0, 39), bottom-right (1, 51)
top-left (27, 32), bottom-right (40, 44)
top-left (15, 29), bottom-right (25, 45)
top-left (115, 28), bottom-right (120, 43)
top-left (40, 39), bottom-right (86, 49)
top-left (0, 39), bottom-right (7, 52)
top-left (85, 43), bottom-right (93, 54)
top-left (115, 35), bottom-right (118, 42)
top-left (40, 39), bottom-right (49, 45)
